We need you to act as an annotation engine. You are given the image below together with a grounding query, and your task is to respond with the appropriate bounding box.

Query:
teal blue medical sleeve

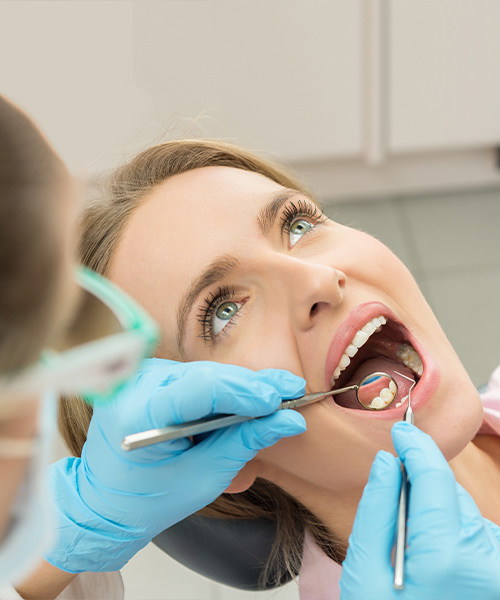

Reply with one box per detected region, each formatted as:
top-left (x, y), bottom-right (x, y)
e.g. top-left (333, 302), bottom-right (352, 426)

top-left (44, 358), bottom-right (306, 572)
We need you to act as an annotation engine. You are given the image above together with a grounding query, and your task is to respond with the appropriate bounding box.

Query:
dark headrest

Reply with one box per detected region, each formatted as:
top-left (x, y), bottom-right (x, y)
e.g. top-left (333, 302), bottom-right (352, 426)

top-left (153, 515), bottom-right (298, 590)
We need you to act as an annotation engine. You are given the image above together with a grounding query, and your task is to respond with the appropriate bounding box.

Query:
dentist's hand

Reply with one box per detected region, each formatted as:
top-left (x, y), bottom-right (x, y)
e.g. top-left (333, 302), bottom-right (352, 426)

top-left (340, 422), bottom-right (500, 600)
top-left (44, 358), bottom-right (306, 573)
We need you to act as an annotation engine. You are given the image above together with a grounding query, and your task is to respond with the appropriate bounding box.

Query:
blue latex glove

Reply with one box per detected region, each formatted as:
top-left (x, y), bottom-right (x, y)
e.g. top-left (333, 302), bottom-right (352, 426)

top-left (44, 358), bottom-right (306, 573)
top-left (341, 422), bottom-right (500, 600)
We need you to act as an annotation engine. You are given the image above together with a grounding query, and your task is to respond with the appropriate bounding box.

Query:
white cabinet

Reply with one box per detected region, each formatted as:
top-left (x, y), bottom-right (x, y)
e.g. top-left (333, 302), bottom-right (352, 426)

top-left (134, 0), bottom-right (500, 163)
top-left (133, 0), bottom-right (363, 162)
top-left (389, 0), bottom-right (500, 153)
top-left (2, 0), bottom-right (500, 184)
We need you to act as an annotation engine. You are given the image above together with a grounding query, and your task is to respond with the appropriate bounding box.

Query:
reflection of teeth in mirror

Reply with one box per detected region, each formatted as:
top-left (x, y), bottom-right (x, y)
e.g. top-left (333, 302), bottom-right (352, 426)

top-left (367, 386), bottom-right (395, 409)
top-left (369, 396), bottom-right (385, 409)
top-left (379, 388), bottom-right (393, 402)
top-left (330, 315), bottom-right (387, 386)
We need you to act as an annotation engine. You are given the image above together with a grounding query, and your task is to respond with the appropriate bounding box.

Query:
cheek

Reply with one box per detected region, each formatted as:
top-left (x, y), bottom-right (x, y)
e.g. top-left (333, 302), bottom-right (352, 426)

top-left (217, 343), bottom-right (300, 374)
top-left (342, 230), bottom-right (415, 291)
top-left (415, 366), bottom-right (483, 460)
top-left (195, 311), bottom-right (302, 374)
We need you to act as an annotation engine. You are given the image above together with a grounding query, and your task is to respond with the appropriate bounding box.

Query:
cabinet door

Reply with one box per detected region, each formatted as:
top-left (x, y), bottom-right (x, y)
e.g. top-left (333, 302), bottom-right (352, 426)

top-left (389, 0), bottom-right (500, 153)
top-left (134, 0), bottom-right (363, 162)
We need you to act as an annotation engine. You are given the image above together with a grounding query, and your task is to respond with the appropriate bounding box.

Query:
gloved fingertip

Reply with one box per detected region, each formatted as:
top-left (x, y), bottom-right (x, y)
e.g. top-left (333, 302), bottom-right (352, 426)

top-left (391, 421), bottom-right (419, 445)
top-left (248, 411), bottom-right (306, 448)
top-left (278, 410), bottom-right (307, 435)
top-left (392, 420), bottom-right (416, 433)
top-left (257, 369), bottom-right (306, 398)
top-left (264, 412), bottom-right (307, 439)
top-left (369, 450), bottom-right (398, 482)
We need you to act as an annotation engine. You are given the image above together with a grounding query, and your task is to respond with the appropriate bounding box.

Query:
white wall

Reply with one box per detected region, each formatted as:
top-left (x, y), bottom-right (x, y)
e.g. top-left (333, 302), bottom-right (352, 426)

top-left (0, 1), bottom-right (153, 174)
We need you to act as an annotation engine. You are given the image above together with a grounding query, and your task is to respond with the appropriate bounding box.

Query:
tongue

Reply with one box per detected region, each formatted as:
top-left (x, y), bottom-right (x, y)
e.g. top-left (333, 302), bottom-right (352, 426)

top-left (334, 357), bottom-right (416, 410)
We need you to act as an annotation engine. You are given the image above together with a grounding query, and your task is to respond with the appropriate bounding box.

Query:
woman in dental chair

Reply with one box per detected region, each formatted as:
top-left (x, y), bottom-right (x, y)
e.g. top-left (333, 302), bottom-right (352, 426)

top-left (59, 140), bottom-right (500, 599)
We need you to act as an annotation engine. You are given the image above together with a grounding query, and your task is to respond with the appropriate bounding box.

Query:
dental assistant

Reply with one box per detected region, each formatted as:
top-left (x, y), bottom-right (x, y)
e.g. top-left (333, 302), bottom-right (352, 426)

top-left (0, 95), bottom-right (306, 598)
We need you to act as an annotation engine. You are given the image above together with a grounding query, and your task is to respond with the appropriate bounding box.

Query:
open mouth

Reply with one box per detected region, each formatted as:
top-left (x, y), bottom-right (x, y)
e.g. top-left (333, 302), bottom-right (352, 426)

top-left (329, 315), bottom-right (423, 411)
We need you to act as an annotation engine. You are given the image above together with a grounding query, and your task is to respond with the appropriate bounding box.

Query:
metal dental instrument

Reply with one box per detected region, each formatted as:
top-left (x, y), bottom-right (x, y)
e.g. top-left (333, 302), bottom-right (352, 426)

top-left (121, 372), bottom-right (398, 451)
top-left (393, 370), bottom-right (416, 590)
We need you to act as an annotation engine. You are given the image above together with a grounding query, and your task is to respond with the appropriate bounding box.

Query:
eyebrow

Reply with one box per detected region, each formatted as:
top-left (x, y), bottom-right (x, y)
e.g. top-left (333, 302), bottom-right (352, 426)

top-left (256, 188), bottom-right (302, 235)
top-left (175, 188), bottom-right (302, 354)
top-left (176, 255), bottom-right (239, 352)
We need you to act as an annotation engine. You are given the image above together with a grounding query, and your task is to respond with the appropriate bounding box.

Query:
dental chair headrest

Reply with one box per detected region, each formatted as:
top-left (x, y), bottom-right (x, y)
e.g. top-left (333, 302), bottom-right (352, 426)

top-left (153, 515), bottom-right (299, 590)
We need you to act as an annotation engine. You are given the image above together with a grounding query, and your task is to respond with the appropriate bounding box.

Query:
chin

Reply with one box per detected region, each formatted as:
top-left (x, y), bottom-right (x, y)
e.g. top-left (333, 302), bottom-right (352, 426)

top-left (415, 371), bottom-right (483, 461)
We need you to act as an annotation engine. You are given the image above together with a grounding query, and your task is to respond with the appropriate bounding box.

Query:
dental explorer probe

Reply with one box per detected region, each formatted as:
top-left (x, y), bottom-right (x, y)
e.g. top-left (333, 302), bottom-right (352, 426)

top-left (121, 372), bottom-right (398, 451)
top-left (393, 371), bottom-right (416, 590)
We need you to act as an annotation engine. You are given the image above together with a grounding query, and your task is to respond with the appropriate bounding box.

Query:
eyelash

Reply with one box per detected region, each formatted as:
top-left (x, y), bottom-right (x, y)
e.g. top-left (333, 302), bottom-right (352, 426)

top-left (280, 199), bottom-right (327, 241)
top-left (197, 286), bottom-right (242, 342)
top-left (198, 198), bottom-right (327, 343)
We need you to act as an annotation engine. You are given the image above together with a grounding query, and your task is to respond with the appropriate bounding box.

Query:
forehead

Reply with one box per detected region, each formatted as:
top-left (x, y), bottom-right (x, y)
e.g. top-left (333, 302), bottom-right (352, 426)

top-left (158, 165), bottom-right (284, 219)
top-left (109, 166), bottom-right (286, 344)
top-left (115, 165), bottom-right (285, 256)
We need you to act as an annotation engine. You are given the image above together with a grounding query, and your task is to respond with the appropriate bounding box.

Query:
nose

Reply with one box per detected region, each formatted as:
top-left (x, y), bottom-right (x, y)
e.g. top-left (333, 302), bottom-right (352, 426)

top-left (269, 254), bottom-right (346, 330)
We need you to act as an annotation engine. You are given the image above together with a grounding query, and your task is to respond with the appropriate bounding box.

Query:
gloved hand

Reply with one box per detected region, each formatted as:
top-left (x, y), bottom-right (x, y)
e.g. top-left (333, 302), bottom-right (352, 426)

top-left (340, 422), bottom-right (500, 600)
top-left (44, 358), bottom-right (306, 573)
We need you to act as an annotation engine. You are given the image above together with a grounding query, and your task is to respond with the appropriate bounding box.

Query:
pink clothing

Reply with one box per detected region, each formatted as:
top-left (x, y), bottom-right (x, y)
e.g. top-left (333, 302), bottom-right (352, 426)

top-left (478, 365), bottom-right (500, 435)
top-left (298, 365), bottom-right (500, 600)
top-left (299, 529), bottom-right (343, 599)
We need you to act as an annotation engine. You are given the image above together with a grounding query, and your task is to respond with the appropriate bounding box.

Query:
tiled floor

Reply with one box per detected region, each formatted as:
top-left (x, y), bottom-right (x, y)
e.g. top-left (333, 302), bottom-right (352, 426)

top-left (122, 185), bottom-right (500, 599)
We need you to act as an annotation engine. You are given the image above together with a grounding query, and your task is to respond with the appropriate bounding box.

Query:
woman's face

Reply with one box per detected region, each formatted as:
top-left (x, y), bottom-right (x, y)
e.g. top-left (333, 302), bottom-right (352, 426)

top-left (109, 166), bottom-right (482, 498)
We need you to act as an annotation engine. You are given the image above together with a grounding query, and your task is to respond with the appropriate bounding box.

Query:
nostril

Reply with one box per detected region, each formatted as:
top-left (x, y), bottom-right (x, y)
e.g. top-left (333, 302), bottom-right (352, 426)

top-left (310, 303), bottom-right (319, 317)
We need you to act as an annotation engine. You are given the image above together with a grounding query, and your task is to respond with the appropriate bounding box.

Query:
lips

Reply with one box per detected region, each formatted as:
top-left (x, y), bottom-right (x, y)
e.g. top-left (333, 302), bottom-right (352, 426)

top-left (323, 302), bottom-right (439, 418)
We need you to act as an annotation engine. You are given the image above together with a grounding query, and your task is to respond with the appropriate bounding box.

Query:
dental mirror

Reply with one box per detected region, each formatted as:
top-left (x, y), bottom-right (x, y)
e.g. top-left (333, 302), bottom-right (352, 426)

top-left (284, 371), bottom-right (400, 412)
top-left (355, 372), bottom-right (399, 410)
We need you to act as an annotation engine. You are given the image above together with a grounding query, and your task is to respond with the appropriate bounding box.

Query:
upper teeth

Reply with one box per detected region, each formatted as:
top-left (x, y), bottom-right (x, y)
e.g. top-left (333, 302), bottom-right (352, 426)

top-left (330, 315), bottom-right (387, 387)
top-left (396, 343), bottom-right (423, 376)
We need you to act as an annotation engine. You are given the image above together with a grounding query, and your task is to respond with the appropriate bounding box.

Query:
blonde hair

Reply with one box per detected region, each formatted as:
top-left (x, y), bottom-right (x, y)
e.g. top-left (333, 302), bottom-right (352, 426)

top-left (0, 96), bottom-right (68, 374)
top-left (61, 139), bottom-right (345, 585)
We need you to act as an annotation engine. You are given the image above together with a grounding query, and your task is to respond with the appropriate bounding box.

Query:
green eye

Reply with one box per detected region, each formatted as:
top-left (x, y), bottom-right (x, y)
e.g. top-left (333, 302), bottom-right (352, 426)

top-left (214, 301), bottom-right (241, 335)
top-left (289, 219), bottom-right (313, 246)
